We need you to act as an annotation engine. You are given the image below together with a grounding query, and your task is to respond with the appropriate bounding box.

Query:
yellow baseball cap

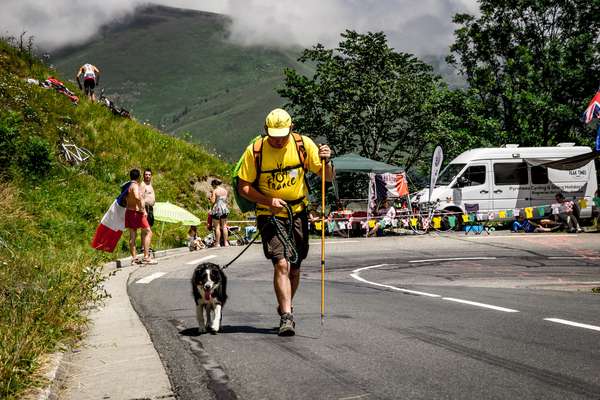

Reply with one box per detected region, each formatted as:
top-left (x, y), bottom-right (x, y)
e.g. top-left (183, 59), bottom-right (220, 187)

top-left (265, 108), bottom-right (292, 137)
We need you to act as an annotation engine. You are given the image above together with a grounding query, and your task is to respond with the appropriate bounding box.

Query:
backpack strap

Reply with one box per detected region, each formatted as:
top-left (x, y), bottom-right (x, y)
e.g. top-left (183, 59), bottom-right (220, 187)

top-left (252, 137), bottom-right (265, 187)
top-left (291, 132), bottom-right (308, 171)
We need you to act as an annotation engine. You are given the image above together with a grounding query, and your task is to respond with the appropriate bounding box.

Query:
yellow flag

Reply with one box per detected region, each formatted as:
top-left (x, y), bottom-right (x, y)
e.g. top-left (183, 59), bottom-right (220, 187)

top-left (525, 207), bottom-right (534, 219)
top-left (579, 199), bottom-right (588, 209)
top-left (432, 217), bottom-right (442, 229)
top-left (410, 217), bottom-right (418, 227)
top-left (368, 219), bottom-right (376, 228)
top-left (462, 214), bottom-right (469, 223)
top-left (498, 210), bottom-right (506, 219)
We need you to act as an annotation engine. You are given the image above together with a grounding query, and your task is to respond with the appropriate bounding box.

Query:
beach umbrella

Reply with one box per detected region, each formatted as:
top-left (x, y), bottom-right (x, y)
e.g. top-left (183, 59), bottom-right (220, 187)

top-left (153, 202), bottom-right (201, 225)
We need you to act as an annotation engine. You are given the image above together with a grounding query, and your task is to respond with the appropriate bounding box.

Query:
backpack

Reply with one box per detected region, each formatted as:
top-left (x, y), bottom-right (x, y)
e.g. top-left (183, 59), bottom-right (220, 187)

top-left (232, 133), bottom-right (308, 213)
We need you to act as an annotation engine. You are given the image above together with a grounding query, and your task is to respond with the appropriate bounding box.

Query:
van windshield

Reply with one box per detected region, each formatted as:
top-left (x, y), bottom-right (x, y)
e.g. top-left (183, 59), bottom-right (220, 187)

top-left (437, 163), bottom-right (466, 186)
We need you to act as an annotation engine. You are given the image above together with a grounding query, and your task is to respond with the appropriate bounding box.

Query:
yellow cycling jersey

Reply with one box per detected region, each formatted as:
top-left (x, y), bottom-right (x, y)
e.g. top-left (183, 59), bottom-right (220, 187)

top-left (237, 134), bottom-right (323, 217)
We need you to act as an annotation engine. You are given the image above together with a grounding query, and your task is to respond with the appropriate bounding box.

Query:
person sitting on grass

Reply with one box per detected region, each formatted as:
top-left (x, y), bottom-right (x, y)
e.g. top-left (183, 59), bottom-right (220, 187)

top-left (368, 198), bottom-right (396, 237)
top-left (512, 213), bottom-right (560, 233)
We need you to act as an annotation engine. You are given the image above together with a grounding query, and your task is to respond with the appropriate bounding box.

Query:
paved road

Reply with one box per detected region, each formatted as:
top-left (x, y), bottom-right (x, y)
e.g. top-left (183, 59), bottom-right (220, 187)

top-left (129, 232), bottom-right (600, 400)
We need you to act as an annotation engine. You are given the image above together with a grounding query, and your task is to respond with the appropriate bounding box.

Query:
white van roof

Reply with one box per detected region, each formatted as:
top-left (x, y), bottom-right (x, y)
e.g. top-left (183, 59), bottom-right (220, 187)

top-left (450, 146), bottom-right (593, 164)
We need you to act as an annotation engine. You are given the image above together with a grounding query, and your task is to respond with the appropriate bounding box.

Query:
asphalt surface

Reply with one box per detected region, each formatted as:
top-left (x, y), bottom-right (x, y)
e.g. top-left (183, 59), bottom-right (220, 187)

top-left (129, 232), bottom-right (600, 400)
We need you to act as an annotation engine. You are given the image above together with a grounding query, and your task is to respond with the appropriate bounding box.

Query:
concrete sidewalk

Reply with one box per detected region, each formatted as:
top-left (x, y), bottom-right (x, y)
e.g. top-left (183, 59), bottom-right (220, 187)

top-left (42, 249), bottom-right (187, 400)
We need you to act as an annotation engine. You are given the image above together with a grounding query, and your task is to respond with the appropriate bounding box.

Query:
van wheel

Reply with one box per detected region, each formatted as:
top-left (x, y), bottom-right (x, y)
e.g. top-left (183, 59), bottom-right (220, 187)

top-left (440, 208), bottom-right (462, 232)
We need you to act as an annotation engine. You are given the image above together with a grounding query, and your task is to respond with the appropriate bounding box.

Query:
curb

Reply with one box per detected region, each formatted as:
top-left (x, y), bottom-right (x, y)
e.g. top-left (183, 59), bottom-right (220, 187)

top-left (31, 352), bottom-right (65, 400)
top-left (34, 246), bottom-right (188, 400)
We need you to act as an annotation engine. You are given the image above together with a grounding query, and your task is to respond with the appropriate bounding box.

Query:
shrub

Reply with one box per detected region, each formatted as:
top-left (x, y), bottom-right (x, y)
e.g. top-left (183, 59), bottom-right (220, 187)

top-left (17, 136), bottom-right (52, 178)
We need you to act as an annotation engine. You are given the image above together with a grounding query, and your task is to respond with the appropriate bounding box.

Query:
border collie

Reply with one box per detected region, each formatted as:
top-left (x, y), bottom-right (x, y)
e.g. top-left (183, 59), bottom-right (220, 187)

top-left (191, 262), bottom-right (228, 334)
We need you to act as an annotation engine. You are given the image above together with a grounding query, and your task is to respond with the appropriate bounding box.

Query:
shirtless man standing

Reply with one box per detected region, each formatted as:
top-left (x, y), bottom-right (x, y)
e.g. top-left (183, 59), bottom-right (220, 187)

top-left (125, 168), bottom-right (157, 265)
top-left (141, 168), bottom-right (156, 256)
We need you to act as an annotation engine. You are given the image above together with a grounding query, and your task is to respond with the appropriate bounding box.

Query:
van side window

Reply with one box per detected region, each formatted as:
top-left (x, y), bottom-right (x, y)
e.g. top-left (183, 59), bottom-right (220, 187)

top-left (462, 165), bottom-right (486, 186)
top-left (531, 166), bottom-right (549, 184)
top-left (494, 162), bottom-right (528, 185)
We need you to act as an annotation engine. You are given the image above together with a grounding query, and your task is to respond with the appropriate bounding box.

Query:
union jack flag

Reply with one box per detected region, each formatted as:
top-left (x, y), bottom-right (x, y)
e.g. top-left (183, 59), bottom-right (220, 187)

top-left (583, 89), bottom-right (600, 124)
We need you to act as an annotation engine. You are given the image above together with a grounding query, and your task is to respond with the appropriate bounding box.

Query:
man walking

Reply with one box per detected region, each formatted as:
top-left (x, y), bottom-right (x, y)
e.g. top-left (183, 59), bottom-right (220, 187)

top-left (141, 168), bottom-right (156, 256)
top-left (237, 108), bottom-right (335, 336)
top-left (125, 168), bottom-right (156, 265)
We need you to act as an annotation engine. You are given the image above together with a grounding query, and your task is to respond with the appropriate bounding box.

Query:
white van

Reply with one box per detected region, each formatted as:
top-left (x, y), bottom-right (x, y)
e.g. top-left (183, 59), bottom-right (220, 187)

top-left (415, 144), bottom-right (598, 218)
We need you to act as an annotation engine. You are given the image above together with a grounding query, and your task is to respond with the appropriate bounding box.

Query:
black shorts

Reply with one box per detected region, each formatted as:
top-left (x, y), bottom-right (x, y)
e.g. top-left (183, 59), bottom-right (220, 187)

top-left (83, 78), bottom-right (95, 91)
top-left (145, 204), bottom-right (154, 227)
top-left (257, 210), bottom-right (309, 268)
top-left (211, 213), bottom-right (228, 220)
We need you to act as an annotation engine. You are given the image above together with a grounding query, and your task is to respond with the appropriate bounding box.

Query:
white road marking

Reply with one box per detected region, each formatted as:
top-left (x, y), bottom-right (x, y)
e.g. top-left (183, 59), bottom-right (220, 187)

top-left (338, 395), bottom-right (370, 400)
top-left (466, 234), bottom-right (577, 239)
top-left (547, 256), bottom-right (586, 259)
top-left (136, 272), bottom-right (166, 284)
top-left (442, 297), bottom-right (519, 313)
top-left (186, 255), bottom-right (217, 265)
top-left (409, 257), bottom-right (496, 264)
top-left (544, 318), bottom-right (600, 332)
top-left (350, 264), bottom-right (518, 311)
top-left (350, 265), bottom-right (441, 298)
top-left (309, 240), bottom-right (361, 244)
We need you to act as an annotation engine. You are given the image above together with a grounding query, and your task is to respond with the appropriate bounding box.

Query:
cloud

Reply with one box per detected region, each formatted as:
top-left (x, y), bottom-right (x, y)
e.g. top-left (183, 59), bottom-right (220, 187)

top-left (0, 0), bottom-right (478, 55)
top-left (0, 0), bottom-right (226, 50)
top-left (223, 0), bottom-right (479, 55)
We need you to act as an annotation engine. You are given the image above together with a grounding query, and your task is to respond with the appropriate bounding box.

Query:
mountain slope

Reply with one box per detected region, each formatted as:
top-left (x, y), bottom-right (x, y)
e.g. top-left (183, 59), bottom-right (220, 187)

top-left (51, 5), bottom-right (313, 160)
top-left (0, 38), bottom-right (228, 398)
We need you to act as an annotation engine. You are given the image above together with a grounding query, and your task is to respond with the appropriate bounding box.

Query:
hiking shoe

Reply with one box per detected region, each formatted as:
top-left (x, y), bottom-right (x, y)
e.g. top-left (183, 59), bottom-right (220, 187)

top-left (278, 313), bottom-right (295, 337)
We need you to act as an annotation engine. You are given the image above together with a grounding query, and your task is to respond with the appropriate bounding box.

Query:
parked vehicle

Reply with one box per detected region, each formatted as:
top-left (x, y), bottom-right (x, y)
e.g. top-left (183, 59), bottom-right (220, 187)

top-left (413, 144), bottom-right (598, 219)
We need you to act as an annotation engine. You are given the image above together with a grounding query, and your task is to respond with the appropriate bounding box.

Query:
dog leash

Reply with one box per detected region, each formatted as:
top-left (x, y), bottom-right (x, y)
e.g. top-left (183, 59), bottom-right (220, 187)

top-left (222, 234), bottom-right (258, 270)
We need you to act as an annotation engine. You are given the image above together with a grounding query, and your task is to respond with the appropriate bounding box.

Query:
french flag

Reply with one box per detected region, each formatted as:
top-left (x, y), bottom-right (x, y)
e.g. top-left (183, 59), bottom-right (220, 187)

top-left (91, 182), bottom-right (132, 252)
top-left (583, 89), bottom-right (600, 124)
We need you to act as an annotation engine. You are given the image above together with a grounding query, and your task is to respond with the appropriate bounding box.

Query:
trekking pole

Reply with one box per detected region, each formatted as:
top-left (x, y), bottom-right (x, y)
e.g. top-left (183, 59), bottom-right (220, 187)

top-left (321, 156), bottom-right (326, 326)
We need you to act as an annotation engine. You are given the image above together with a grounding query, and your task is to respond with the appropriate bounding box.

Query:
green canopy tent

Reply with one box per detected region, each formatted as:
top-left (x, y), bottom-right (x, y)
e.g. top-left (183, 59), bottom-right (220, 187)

top-left (153, 201), bottom-right (201, 248)
top-left (327, 153), bottom-right (404, 205)
top-left (331, 153), bottom-right (403, 174)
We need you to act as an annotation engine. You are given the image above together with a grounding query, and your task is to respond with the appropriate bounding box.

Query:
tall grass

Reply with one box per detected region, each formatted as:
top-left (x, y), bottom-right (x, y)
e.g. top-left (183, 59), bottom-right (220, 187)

top-left (0, 39), bottom-right (230, 398)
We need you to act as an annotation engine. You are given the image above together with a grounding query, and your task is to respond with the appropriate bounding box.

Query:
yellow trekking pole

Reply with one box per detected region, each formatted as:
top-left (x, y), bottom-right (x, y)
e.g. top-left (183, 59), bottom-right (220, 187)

top-left (321, 157), bottom-right (326, 325)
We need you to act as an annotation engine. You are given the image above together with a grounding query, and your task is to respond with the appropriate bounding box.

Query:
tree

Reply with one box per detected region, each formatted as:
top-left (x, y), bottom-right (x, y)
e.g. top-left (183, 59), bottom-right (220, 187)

top-left (447, 0), bottom-right (600, 146)
top-left (278, 30), bottom-right (446, 171)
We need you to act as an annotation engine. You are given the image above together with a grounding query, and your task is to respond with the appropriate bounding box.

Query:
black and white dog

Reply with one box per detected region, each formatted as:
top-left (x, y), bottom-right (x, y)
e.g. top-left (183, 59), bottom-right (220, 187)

top-left (191, 262), bottom-right (228, 334)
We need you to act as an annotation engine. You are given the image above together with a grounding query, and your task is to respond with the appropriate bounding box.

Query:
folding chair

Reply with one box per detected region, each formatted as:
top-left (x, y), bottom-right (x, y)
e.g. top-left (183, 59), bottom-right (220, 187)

top-left (463, 203), bottom-right (489, 235)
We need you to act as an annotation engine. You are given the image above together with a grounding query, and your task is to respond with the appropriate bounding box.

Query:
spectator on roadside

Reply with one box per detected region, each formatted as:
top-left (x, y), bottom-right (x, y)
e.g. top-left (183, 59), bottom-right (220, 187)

top-left (141, 168), bottom-right (156, 255)
top-left (512, 212), bottom-right (558, 233)
top-left (187, 225), bottom-right (204, 251)
top-left (210, 179), bottom-right (230, 247)
top-left (554, 192), bottom-right (582, 233)
top-left (125, 168), bottom-right (156, 265)
top-left (368, 198), bottom-right (396, 237)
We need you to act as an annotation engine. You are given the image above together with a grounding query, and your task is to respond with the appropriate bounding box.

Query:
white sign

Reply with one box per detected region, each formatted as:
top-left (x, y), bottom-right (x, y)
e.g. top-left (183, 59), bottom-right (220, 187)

top-left (429, 146), bottom-right (444, 202)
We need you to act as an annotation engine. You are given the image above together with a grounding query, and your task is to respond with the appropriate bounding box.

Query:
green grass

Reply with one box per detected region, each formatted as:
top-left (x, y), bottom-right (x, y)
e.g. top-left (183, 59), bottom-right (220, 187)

top-left (51, 5), bottom-right (313, 160)
top-left (0, 38), bottom-right (229, 398)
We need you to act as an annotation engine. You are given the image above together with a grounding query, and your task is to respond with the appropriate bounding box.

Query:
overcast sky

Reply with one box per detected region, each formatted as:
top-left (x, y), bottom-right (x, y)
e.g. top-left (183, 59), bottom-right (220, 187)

top-left (1, 0), bottom-right (479, 55)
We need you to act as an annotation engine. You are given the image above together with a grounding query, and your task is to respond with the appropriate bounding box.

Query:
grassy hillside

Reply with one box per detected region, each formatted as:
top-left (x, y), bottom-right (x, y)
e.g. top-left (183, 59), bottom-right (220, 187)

top-left (0, 38), bottom-right (229, 398)
top-left (51, 5), bottom-right (313, 160)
